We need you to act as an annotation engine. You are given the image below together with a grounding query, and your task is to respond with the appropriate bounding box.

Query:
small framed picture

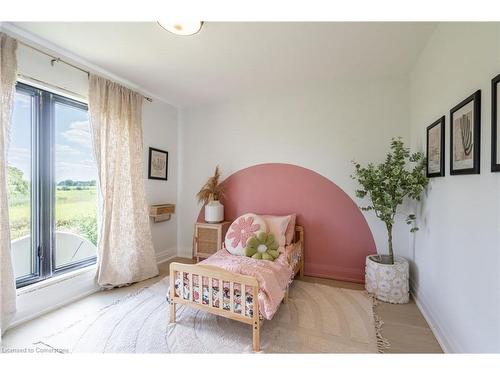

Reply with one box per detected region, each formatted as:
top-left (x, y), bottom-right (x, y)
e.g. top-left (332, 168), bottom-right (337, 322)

top-left (148, 147), bottom-right (168, 180)
top-left (426, 116), bottom-right (445, 178)
top-left (491, 74), bottom-right (500, 172)
top-left (450, 90), bottom-right (481, 175)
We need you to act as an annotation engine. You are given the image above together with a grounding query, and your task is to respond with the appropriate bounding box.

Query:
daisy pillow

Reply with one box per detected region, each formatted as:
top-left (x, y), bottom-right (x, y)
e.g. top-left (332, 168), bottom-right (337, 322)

top-left (225, 213), bottom-right (267, 256)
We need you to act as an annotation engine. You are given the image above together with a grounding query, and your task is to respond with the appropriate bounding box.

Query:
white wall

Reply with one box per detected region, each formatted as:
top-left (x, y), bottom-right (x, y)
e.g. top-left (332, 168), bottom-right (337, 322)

top-left (178, 79), bottom-right (412, 259)
top-left (409, 23), bottom-right (500, 353)
top-left (143, 100), bottom-right (178, 261)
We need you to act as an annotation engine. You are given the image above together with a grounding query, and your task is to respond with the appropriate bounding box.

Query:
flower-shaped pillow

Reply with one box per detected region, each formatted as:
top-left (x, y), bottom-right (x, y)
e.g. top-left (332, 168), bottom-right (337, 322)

top-left (225, 213), bottom-right (267, 256)
top-left (245, 232), bottom-right (280, 261)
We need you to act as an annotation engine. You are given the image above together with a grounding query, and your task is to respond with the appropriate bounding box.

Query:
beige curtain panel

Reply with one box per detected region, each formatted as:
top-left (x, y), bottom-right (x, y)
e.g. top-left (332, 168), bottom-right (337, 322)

top-left (0, 33), bottom-right (18, 337)
top-left (89, 75), bottom-right (158, 287)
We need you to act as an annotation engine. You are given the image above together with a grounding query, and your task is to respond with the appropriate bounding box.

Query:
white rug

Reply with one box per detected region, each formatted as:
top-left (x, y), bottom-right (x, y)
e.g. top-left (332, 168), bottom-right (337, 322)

top-left (35, 277), bottom-right (386, 353)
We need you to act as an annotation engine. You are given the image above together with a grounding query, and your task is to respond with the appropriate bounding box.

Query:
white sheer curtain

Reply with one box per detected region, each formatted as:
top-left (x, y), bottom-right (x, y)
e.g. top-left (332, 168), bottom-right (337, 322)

top-left (0, 33), bottom-right (18, 337)
top-left (88, 74), bottom-right (158, 287)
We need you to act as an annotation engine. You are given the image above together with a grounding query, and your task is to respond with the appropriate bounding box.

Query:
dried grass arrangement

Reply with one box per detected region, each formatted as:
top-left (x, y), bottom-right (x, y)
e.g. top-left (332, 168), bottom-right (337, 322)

top-left (197, 166), bottom-right (224, 205)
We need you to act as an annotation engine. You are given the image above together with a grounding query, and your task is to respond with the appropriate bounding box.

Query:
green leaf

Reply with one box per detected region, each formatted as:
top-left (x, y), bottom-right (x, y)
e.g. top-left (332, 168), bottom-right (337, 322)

top-left (351, 137), bottom-right (428, 254)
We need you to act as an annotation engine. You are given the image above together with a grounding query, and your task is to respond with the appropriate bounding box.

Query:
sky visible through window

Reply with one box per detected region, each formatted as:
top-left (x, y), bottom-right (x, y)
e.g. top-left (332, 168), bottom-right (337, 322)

top-left (8, 92), bottom-right (31, 183)
top-left (54, 101), bottom-right (96, 184)
top-left (8, 92), bottom-right (97, 184)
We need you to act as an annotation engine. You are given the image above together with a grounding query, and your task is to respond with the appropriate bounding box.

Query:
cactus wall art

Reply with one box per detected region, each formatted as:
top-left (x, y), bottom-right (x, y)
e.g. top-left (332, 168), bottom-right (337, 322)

top-left (450, 90), bottom-right (481, 175)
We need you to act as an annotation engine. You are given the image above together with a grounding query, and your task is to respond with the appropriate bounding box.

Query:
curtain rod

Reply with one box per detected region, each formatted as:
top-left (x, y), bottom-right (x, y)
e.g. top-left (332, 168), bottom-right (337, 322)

top-left (18, 73), bottom-right (88, 102)
top-left (17, 40), bottom-right (153, 102)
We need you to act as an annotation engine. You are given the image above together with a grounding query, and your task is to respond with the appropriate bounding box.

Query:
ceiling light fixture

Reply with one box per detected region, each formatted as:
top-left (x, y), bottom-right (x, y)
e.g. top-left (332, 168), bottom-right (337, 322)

top-left (157, 21), bottom-right (204, 36)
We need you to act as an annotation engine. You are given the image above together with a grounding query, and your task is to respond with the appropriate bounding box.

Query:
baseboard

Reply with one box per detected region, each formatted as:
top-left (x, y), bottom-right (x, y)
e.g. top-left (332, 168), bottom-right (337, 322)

top-left (305, 271), bottom-right (364, 284)
top-left (156, 247), bottom-right (177, 264)
top-left (410, 279), bottom-right (458, 353)
top-left (306, 261), bottom-right (365, 283)
top-left (177, 247), bottom-right (194, 259)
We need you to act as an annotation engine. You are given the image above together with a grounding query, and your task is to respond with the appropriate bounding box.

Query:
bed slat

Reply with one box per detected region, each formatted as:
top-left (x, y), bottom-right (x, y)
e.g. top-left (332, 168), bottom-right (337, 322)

top-left (241, 283), bottom-right (246, 316)
top-left (219, 278), bottom-right (223, 310)
top-left (181, 272), bottom-right (185, 300)
top-left (209, 277), bottom-right (213, 307)
top-left (189, 272), bottom-right (193, 302)
top-left (230, 282), bottom-right (234, 312)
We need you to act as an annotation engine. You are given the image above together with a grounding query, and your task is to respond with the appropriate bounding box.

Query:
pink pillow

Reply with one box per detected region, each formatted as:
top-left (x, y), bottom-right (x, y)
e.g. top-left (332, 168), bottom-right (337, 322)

top-left (261, 215), bottom-right (291, 249)
top-left (285, 214), bottom-right (296, 245)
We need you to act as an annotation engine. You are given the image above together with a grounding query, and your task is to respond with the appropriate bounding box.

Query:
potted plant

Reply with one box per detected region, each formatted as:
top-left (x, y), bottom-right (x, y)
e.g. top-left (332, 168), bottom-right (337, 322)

top-left (197, 166), bottom-right (225, 223)
top-left (352, 137), bottom-right (428, 304)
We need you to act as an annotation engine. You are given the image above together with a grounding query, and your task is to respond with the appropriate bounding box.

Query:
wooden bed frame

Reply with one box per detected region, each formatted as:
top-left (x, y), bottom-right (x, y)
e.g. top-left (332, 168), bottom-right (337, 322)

top-left (169, 225), bottom-right (304, 352)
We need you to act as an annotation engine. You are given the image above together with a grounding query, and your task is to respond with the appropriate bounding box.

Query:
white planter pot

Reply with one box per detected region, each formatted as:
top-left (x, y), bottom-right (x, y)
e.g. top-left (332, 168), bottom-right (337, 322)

top-left (204, 200), bottom-right (224, 223)
top-left (365, 255), bottom-right (409, 304)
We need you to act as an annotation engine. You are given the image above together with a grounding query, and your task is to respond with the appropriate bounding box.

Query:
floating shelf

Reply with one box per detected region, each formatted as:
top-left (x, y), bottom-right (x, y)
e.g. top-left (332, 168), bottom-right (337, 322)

top-left (149, 203), bottom-right (175, 223)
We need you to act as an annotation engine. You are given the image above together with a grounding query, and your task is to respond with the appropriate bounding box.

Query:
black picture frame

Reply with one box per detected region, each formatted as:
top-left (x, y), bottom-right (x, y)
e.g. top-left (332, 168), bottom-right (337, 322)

top-left (426, 116), bottom-right (445, 178)
top-left (491, 74), bottom-right (500, 172)
top-left (450, 90), bottom-right (481, 175)
top-left (148, 147), bottom-right (168, 180)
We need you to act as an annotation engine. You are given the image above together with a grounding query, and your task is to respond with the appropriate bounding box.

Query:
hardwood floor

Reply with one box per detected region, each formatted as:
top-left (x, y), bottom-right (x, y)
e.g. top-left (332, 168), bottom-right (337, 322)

top-left (2, 257), bottom-right (442, 353)
top-left (300, 274), bottom-right (443, 353)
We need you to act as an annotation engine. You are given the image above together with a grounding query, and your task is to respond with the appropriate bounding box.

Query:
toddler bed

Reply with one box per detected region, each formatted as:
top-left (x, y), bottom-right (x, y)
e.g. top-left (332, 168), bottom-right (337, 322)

top-left (169, 225), bottom-right (304, 352)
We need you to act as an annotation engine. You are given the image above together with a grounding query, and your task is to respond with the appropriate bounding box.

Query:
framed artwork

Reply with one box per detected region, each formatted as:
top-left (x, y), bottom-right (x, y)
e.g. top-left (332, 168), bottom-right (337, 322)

top-left (450, 90), bottom-right (481, 175)
top-left (148, 147), bottom-right (168, 180)
top-left (426, 116), bottom-right (445, 177)
top-left (491, 74), bottom-right (500, 172)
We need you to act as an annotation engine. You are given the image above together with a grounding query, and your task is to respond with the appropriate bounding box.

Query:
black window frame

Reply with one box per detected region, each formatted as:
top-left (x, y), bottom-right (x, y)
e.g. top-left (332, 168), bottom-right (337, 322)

top-left (14, 82), bottom-right (97, 289)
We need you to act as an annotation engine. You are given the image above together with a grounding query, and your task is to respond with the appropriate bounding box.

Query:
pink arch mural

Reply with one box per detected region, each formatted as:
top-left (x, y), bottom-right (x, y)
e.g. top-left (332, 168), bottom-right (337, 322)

top-left (197, 163), bottom-right (376, 283)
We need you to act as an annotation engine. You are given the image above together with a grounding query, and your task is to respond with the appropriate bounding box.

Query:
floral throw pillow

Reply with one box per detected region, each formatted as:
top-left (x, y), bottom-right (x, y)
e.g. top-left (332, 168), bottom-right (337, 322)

top-left (225, 213), bottom-right (267, 256)
top-left (245, 232), bottom-right (280, 261)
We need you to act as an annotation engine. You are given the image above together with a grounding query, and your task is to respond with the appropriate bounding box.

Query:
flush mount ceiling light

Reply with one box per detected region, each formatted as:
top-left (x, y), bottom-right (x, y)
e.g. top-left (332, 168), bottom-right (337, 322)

top-left (157, 21), bottom-right (203, 36)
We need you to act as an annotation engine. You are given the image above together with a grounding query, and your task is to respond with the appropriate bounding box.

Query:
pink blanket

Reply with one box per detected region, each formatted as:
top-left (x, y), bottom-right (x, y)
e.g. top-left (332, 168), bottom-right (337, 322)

top-left (200, 249), bottom-right (293, 319)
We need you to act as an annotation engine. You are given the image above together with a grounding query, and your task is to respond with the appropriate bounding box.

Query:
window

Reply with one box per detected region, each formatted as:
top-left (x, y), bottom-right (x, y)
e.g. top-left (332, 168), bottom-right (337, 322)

top-left (7, 82), bottom-right (98, 288)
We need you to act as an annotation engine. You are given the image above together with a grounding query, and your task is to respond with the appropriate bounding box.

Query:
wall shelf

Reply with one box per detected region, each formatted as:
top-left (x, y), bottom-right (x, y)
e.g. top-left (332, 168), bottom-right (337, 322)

top-left (149, 204), bottom-right (175, 223)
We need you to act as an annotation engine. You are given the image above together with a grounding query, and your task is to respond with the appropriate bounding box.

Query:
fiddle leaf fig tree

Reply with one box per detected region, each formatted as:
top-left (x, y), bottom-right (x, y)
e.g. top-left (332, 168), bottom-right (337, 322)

top-left (351, 137), bottom-right (428, 264)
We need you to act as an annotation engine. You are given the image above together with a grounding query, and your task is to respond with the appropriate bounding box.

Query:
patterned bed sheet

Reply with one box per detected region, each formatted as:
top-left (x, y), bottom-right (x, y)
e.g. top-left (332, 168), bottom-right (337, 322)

top-left (173, 273), bottom-right (255, 318)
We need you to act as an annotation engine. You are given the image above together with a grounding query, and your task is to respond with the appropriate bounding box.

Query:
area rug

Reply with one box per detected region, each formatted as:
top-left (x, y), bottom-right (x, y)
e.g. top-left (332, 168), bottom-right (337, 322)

top-left (34, 277), bottom-right (388, 353)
